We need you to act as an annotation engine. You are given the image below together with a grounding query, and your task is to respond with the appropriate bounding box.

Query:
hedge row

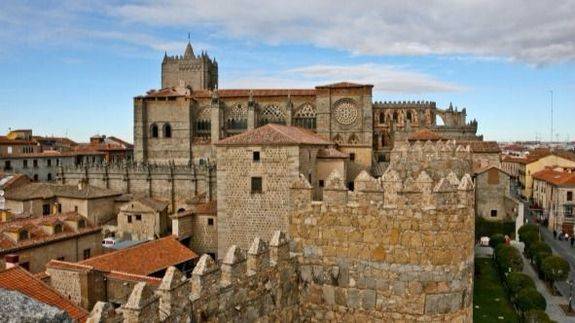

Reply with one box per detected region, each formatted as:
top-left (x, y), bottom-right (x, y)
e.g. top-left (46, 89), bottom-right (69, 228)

top-left (519, 224), bottom-right (570, 284)
top-left (491, 235), bottom-right (550, 318)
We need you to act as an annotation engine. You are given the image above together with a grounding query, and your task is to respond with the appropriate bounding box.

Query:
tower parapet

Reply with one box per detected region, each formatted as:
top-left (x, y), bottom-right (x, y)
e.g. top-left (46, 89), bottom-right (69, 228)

top-left (161, 42), bottom-right (218, 90)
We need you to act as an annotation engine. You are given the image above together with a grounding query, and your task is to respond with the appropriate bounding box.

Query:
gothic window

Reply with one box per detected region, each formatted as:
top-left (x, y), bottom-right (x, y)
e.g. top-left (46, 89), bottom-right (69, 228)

top-left (163, 123), bottom-right (172, 138)
top-left (333, 99), bottom-right (359, 126)
top-left (195, 108), bottom-right (211, 133)
top-left (258, 105), bottom-right (286, 126)
top-left (333, 134), bottom-right (343, 145)
top-left (293, 103), bottom-right (316, 129)
top-left (393, 111), bottom-right (398, 122)
top-left (379, 112), bottom-right (385, 123)
top-left (348, 133), bottom-right (360, 145)
top-left (150, 124), bottom-right (159, 138)
top-left (226, 104), bottom-right (247, 130)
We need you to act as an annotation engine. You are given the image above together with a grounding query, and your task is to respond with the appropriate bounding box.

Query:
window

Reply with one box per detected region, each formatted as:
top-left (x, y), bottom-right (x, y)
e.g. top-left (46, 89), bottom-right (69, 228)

top-left (253, 151), bottom-right (260, 162)
top-left (47, 173), bottom-right (52, 181)
top-left (150, 124), bottom-right (159, 138)
top-left (135, 214), bottom-right (142, 221)
top-left (83, 248), bottom-right (91, 260)
top-left (7, 146), bottom-right (12, 154)
top-left (491, 210), bottom-right (498, 217)
top-left (47, 159), bottom-right (51, 167)
top-left (208, 218), bottom-right (214, 226)
top-left (19, 230), bottom-right (29, 240)
top-left (23, 160), bottom-right (28, 168)
top-left (57, 256), bottom-right (65, 261)
top-left (319, 180), bottom-right (325, 187)
top-left (3, 161), bottom-right (11, 171)
top-left (350, 153), bottom-right (356, 162)
top-left (33, 160), bottom-right (38, 168)
top-left (57, 204), bottom-right (62, 213)
top-left (379, 112), bottom-right (385, 123)
top-left (251, 177), bottom-right (262, 194)
top-left (42, 204), bottom-right (50, 215)
top-left (163, 123), bottom-right (172, 138)
top-left (127, 215), bottom-right (132, 223)
top-left (568, 191), bottom-right (573, 202)
top-left (54, 224), bottom-right (63, 234)
top-left (33, 174), bottom-right (38, 181)
top-left (74, 206), bottom-right (78, 212)
top-left (407, 111), bottom-right (412, 122)
top-left (56, 159), bottom-right (60, 166)
top-left (20, 261), bottom-right (30, 270)
top-left (347, 181), bottom-right (354, 191)
top-left (78, 219), bottom-right (86, 228)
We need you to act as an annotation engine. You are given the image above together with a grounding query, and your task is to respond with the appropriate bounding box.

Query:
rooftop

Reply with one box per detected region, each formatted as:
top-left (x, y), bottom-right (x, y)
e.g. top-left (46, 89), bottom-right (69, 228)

top-left (216, 124), bottom-right (332, 146)
top-left (408, 129), bottom-right (443, 141)
top-left (5, 183), bottom-right (121, 201)
top-left (77, 236), bottom-right (198, 276)
top-left (317, 147), bottom-right (349, 159)
top-left (0, 266), bottom-right (88, 321)
top-left (532, 169), bottom-right (575, 187)
top-left (456, 140), bottom-right (501, 153)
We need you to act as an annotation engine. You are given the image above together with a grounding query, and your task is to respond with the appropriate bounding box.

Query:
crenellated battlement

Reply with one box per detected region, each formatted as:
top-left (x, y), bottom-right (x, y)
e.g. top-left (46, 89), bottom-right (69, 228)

top-left (373, 100), bottom-right (436, 108)
top-left (87, 231), bottom-right (299, 322)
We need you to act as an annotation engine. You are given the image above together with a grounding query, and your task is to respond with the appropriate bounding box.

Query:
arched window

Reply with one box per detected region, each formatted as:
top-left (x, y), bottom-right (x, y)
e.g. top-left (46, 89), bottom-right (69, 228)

top-left (54, 223), bottom-right (63, 234)
top-left (150, 124), bottom-right (159, 138)
top-left (379, 112), bottom-right (385, 123)
top-left (195, 108), bottom-right (211, 134)
top-left (407, 111), bottom-right (412, 122)
top-left (163, 123), bottom-right (172, 138)
top-left (393, 111), bottom-right (398, 121)
top-left (348, 134), bottom-right (360, 145)
top-left (293, 103), bottom-right (316, 129)
top-left (259, 105), bottom-right (286, 126)
top-left (226, 104), bottom-right (247, 130)
top-left (19, 229), bottom-right (29, 240)
top-left (78, 219), bottom-right (86, 229)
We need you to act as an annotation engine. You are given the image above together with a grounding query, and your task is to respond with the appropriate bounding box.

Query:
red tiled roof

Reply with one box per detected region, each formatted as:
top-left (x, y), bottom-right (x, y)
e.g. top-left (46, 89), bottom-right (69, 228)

top-left (79, 236), bottom-right (198, 276)
top-left (408, 129), bottom-right (443, 141)
top-left (216, 124), bottom-right (332, 146)
top-left (316, 82), bottom-right (373, 89)
top-left (0, 212), bottom-right (100, 253)
top-left (106, 271), bottom-right (162, 286)
top-left (192, 201), bottom-right (217, 215)
top-left (532, 169), bottom-right (575, 187)
top-left (0, 266), bottom-right (88, 321)
top-left (457, 140), bottom-right (501, 153)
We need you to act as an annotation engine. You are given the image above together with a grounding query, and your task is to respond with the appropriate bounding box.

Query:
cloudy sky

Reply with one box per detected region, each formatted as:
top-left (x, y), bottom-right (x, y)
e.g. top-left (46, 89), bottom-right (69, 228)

top-left (0, 0), bottom-right (574, 142)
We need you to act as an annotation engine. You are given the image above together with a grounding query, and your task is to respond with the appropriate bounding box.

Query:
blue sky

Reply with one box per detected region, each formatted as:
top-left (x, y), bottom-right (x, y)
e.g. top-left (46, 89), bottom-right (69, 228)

top-left (0, 0), bottom-right (574, 143)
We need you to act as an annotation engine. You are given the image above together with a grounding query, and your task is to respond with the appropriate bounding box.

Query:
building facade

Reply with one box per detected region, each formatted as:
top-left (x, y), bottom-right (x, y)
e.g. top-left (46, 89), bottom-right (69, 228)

top-left (532, 168), bottom-right (575, 234)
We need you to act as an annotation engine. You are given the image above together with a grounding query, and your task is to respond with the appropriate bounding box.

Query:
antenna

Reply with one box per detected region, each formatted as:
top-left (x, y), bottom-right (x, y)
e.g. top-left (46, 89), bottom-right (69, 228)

top-left (188, 32), bottom-right (191, 42)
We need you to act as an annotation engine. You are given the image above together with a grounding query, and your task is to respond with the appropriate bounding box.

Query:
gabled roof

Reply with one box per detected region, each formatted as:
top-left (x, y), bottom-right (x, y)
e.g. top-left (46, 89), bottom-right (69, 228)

top-left (216, 124), bottom-right (332, 146)
top-left (473, 165), bottom-right (511, 177)
top-left (78, 236), bottom-right (198, 276)
top-left (0, 266), bottom-right (88, 321)
top-left (457, 140), bottom-right (501, 153)
top-left (121, 197), bottom-right (168, 212)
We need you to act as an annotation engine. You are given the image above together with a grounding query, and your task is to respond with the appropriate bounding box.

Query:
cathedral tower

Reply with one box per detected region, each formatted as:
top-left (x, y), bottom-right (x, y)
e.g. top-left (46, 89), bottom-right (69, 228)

top-left (161, 42), bottom-right (218, 90)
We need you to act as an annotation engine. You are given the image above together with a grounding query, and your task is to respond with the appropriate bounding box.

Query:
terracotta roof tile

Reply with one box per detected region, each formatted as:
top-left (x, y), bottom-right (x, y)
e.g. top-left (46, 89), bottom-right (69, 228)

top-left (408, 129), bottom-right (443, 141)
top-left (0, 266), bottom-right (88, 321)
top-left (317, 147), bottom-right (349, 159)
top-left (532, 169), bottom-right (575, 187)
top-left (192, 88), bottom-right (316, 98)
top-left (5, 183), bottom-right (121, 201)
top-left (216, 124), bottom-right (331, 146)
top-left (79, 236), bottom-right (198, 276)
top-left (457, 140), bottom-right (501, 153)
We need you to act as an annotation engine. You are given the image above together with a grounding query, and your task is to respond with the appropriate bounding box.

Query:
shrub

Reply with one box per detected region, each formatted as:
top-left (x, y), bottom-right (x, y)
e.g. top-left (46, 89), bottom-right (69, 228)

top-left (524, 309), bottom-right (553, 323)
top-left (518, 223), bottom-right (539, 237)
top-left (516, 288), bottom-right (546, 312)
top-left (490, 234), bottom-right (506, 249)
top-left (506, 272), bottom-right (536, 296)
top-left (534, 251), bottom-right (551, 273)
top-left (526, 242), bottom-right (552, 260)
top-left (495, 245), bottom-right (523, 273)
top-left (520, 230), bottom-right (540, 250)
top-left (541, 255), bottom-right (570, 283)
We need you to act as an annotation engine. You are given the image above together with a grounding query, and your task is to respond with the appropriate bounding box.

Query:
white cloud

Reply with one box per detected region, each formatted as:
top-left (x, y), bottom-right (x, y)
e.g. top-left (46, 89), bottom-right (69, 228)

top-left (222, 63), bottom-right (464, 93)
top-left (109, 0), bottom-right (575, 65)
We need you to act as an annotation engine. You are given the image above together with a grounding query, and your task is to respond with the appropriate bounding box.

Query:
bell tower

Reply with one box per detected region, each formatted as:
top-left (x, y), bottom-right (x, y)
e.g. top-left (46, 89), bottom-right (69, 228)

top-left (161, 41), bottom-right (218, 90)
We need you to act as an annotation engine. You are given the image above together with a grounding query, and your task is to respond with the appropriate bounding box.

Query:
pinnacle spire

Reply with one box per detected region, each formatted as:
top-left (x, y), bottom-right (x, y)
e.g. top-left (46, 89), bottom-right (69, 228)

top-left (184, 40), bottom-right (194, 58)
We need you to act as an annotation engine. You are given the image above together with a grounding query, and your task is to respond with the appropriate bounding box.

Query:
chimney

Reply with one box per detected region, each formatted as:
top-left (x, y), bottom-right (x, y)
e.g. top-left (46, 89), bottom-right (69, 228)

top-left (5, 254), bottom-right (19, 269)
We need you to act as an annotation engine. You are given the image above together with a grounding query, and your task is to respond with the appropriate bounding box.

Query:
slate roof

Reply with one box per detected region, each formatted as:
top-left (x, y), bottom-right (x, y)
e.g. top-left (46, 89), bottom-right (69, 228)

top-left (78, 236), bottom-right (198, 276)
top-left (216, 124), bottom-right (332, 146)
top-left (0, 266), bottom-right (88, 321)
top-left (5, 183), bottom-right (121, 201)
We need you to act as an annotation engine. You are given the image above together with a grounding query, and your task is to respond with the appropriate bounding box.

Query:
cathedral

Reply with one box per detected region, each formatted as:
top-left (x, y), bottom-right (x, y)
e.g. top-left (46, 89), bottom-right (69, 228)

top-left (134, 42), bottom-right (481, 174)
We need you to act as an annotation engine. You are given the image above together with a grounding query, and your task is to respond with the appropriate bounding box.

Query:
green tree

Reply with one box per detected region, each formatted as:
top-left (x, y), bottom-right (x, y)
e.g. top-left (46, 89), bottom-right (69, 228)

top-left (527, 242), bottom-right (552, 260)
top-left (506, 272), bottom-right (536, 296)
top-left (516, 288), bottom-right (546, 312)
top-left (490, 234), bottom-right (506, 249)
top-left (495, 245), bottom-right (523, 273)
top-left (520, 230), bottom-right (540, 250)
top-left (541, 255), bottom-right (570, 283)
top-left (518, 223), bottom-right (539, 237)
top-left (524, 309), bottom-right (553, 323)
top-left (534, 251), bottom-right (551, 273)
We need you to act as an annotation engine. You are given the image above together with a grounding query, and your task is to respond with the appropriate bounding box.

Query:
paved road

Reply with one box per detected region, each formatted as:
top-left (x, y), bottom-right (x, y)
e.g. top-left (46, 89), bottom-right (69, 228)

top-left (522, 199), bottom-right (575, 305)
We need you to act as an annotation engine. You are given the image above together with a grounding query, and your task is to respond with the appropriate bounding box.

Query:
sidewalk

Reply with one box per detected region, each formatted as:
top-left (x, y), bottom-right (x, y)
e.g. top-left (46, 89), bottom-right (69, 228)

top-left (520, 252), bottom-right (575, 322)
